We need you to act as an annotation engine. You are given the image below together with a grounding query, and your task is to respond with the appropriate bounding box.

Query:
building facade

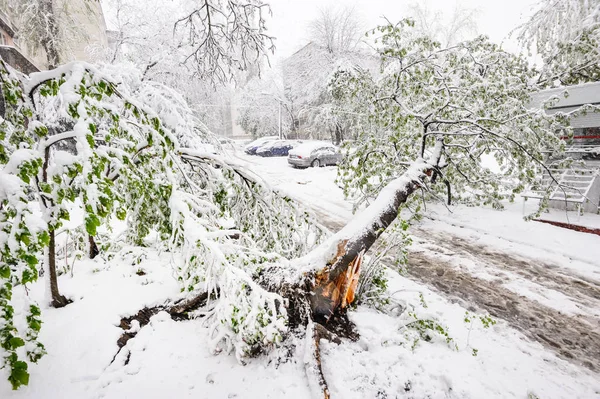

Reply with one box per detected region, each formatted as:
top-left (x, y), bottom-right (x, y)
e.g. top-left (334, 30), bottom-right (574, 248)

top-left (0, 0), bottom-right (108, 72)
top-left (527, 82), bottom-right (600, 213)
top-left (0, 10), bottom-right (39, 73)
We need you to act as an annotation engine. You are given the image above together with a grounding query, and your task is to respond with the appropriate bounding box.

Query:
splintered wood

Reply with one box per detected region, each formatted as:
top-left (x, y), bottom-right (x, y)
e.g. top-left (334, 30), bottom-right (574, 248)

top-left (311, 240), bottom-right (364, 321)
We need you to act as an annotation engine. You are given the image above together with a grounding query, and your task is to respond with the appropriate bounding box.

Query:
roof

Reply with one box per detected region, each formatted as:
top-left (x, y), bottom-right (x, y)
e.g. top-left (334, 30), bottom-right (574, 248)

top-left (529, 81), bottom-right (600, 110)
top-left (528, 81), bottom-right (600, 129)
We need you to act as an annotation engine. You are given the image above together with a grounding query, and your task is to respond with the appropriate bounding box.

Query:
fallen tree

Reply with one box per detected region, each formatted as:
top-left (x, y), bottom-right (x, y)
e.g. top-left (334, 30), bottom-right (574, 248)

top-left (0, 19), bottom-right (591, 396)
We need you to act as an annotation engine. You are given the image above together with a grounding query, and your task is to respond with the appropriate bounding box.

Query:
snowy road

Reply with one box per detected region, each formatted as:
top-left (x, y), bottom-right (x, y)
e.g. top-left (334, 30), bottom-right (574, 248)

top-left (232, 150), bottom-right (600, 373)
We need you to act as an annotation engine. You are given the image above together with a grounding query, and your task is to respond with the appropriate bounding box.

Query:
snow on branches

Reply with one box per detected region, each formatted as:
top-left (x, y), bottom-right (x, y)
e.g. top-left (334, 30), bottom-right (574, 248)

top-left (333, 20), bottom-right (570, 214)
top-left (0, 59), bottom-right (328, 389)
top-left (0, 59), bottom-right (177, 388)
top-left (516, 0), bottom-right (600, 85)
top-left (174, 0), bottom-right (275, 84)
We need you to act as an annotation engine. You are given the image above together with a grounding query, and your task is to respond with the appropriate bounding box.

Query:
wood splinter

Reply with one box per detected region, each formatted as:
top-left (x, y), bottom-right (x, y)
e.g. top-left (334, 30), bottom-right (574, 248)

top-left (311, 240), bottom-right (364, 322)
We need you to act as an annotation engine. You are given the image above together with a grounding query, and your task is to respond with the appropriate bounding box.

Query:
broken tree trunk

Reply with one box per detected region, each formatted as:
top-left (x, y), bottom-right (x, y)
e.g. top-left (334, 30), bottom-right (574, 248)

top-left (309, 153), bottom-right (439, 322)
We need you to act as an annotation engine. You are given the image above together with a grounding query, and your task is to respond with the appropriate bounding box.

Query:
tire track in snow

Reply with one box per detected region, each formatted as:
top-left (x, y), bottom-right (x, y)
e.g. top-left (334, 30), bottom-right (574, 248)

top-left (411, 227), bottom-right (600, 311)
top-left (407, 249), bottom-right (600, 372)
top-left (307, 205), bottom-right (600, 372)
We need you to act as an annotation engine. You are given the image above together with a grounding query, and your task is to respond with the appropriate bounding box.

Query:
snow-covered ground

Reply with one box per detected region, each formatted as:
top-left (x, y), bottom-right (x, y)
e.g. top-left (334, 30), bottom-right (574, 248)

top-left (3, 148), bottom-right (600, 399)
top-left (228, 150), bottom-right (600, 397)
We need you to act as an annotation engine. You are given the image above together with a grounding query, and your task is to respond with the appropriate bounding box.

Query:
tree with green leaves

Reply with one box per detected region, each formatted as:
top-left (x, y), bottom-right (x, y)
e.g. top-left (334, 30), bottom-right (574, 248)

top-left (517, 0), bottom-right (600, 85)
top-left (1, 14), bottom-right (590, 399)
top-left (0, 55), bottom-right (330, 389)
top-left (0, 58), bottom-right (183, 386)
top-left (333, 20), bottom-right (572, 214)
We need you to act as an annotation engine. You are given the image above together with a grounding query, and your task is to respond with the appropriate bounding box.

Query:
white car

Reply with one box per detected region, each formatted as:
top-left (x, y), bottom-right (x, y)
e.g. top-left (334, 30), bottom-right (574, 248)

top-left (287, 141), bottom-right (342, 168)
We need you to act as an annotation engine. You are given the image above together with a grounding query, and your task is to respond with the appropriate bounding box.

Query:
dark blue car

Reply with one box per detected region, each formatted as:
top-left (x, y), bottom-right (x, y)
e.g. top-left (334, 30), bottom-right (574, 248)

top-left (244, 136), bottom-right (278, 155)
top-left (256, 140), bottom-right (300, 157)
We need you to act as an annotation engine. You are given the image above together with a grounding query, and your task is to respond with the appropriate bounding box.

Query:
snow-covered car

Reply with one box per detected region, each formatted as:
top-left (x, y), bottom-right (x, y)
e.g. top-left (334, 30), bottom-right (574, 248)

top-left (244, 136), bottom-right (278, 155)
top-left (193, 142), bottom-right (218, 154)
top-left (287, 141), bottom-right (342, 168)
top-left (256, 140), bottom-right (301, 157)
top-left (218, 137), bottom-right (234, 144)
top-left (218, 137), bottom-right (235, 147)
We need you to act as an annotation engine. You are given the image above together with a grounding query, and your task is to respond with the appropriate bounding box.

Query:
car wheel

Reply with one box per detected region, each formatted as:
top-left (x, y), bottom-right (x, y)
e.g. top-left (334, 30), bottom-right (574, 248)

top-left (311, 159), bottom-right (320, 167)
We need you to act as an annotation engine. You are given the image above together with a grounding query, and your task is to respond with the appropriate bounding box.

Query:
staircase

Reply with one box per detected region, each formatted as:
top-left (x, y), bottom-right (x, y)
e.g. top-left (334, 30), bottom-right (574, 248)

top-left (524, 166), bottom-right (600, 213)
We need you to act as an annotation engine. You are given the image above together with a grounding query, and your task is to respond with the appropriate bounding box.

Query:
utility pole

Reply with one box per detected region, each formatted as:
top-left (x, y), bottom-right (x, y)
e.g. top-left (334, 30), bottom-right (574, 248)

top-left (278, 100), bottom-right (282, 139)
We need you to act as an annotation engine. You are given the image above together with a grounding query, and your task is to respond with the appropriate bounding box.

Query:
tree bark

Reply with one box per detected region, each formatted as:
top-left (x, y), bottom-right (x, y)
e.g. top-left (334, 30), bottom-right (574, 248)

top-left (39, 0), bottom-right (61, 69)
top-left (333, 123), bottom-right (343, 145)
top-left (48, 229), bottom-right (69, 308)
top-left (42, 146), bottom-right (68, 308)
top-left (88, 235), bottom-right (99, 259)
top-left (310, 180), bottom-right (420, 321)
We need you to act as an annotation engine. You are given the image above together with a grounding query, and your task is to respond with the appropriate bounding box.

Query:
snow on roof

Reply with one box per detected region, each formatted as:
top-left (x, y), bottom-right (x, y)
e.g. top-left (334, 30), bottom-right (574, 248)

top-left (529, 81), bottom-right (600, 110)
top-left (289, 141), bottom-right (336, 157)
top-left (528, 81), bottom-right (600, 128)
top-left (257, 140), bottom-right (299, 150)
top-left (245, 136), bottom-right (278, 149)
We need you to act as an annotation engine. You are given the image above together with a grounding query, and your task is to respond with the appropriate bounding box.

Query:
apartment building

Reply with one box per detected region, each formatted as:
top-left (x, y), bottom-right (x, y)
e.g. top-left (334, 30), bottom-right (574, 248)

top-left (0, 0), bottom-right (108, 72)
top-left (525, 82), bottom-right (600, 213)
top-left (0, 9), bottom-right (39, 73)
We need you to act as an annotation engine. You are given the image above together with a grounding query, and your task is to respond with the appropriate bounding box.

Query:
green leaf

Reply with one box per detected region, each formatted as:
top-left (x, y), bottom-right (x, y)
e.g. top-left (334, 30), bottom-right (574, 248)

top-left (29, 305), bottom-right (41, 317)
top-left (9, 337), bottom-right (25, 349)
top-left (85, 214), bottom-right (100, 236)
top-left (9, 362), bottom-right (29, 390)
top-left (40, 182), bottom-right (52, 194)
top-left (38, 231), bottom-right (50, 246)
top-left (21, 268), bottom-right (36, 284)
top-left (22, 254), bottom-right (38, 267)
top-left (28, 319), bottom-right (42, 333)
top-left (116, 208), bottom-right (126, 221)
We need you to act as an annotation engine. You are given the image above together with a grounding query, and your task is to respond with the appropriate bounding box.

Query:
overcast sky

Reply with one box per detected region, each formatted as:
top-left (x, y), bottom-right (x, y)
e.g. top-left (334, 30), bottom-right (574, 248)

top-left (266, 0), bottom-right (540, 60)
top-left (102, 0), bottom-right (542, 61)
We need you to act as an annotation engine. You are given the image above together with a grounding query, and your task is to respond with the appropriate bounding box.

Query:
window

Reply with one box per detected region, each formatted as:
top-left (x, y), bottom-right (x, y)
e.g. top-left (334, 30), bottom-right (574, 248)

top-left (0, 33), bottom-right (6, 46)
top-left (571, 127), bottom-right (600, 160)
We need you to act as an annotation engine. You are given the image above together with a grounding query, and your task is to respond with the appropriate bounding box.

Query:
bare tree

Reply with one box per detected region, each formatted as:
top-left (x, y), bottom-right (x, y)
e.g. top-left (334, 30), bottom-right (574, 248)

top-left (174, 0), bottom-right (275, 84)
top-left (309, 5), bottom-right (365, 54)
top-left (103, 0), bottom-right (159, 64)
top-left (275, 6), bottom-right (371, 142)
top-left (2, 0), bottom-right (99, 68)
top-left (407, 0), bottom-right (478, 47)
